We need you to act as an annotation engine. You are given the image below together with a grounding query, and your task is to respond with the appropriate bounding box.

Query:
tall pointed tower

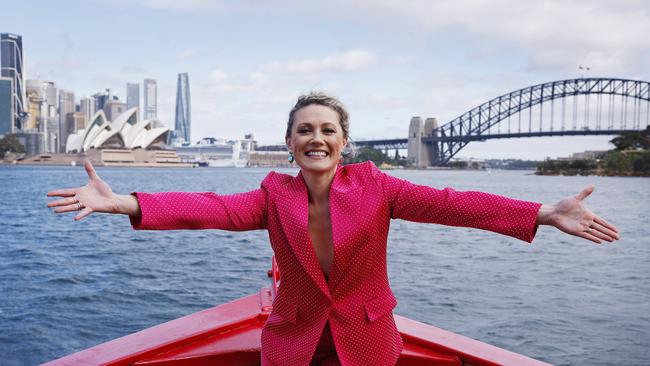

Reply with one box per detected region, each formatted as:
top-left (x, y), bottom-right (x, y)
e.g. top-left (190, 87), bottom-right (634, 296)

top-left (174, 73), bottom-right (191, 144)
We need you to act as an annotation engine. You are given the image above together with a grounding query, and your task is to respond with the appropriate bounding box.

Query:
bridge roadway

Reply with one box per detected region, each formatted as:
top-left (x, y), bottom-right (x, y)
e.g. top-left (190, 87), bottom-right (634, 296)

top-left (355, 129), bottom-right (639, 148)
top-left (257, 129), bottom-right (643, 153)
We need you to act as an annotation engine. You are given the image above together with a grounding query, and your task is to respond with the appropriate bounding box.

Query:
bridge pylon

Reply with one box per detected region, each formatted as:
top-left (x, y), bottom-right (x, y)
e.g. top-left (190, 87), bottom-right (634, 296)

top-left (407, 117), bottom-right (439, 167)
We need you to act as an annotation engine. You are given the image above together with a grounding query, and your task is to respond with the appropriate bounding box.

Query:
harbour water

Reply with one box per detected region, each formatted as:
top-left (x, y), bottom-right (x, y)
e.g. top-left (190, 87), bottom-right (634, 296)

top-left (1, 165), bottom-right (648, 365)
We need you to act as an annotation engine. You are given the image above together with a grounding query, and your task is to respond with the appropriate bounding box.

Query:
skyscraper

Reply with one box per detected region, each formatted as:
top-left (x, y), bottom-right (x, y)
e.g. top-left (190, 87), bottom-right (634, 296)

top-left (126, 82), bottom-right (139, 119)
top-left (143, 78), bottom-right (157, 120)
top-left (25, 80), bottom-right (44, 131)
top-left (0, 77), bottom-right (13, 135)
top-left (44, 81), bottom-right (58, 152)
top-left (1, 33), bottom-right (25, 130)
top-left (103, 99), bottom-right (126, 121)
top-left (92, 89), bottom-right (118, 112)
top-left (25, 79), bottom-right (50, 152)
top-left (58, 90), bottom-right (75, 152)
top-left (79, 96), bottom-right (95, 123)
top-left (174, 73), bottom-right (191, 143)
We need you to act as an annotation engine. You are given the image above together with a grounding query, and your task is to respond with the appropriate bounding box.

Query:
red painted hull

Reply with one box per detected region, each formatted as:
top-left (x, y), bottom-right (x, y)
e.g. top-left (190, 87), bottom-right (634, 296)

top-left (43, 259), bottom-right (550, 366)
top-left (43, 287), bottom-right (549, 366)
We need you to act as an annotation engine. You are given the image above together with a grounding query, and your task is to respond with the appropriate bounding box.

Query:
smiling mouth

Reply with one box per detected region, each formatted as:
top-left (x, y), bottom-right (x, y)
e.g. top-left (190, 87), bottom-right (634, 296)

top-left (305, 150), bottom-right (329, 158)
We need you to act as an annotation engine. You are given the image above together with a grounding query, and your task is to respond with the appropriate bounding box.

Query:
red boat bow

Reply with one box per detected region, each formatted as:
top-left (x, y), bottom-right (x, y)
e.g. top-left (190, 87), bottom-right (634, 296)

top-left (43, 258), bottom-right (550, 366)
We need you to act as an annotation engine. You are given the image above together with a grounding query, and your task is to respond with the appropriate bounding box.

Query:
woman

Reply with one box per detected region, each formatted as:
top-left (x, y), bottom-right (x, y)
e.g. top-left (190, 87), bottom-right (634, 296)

top-left (47, 92), bottom-right (619, 366)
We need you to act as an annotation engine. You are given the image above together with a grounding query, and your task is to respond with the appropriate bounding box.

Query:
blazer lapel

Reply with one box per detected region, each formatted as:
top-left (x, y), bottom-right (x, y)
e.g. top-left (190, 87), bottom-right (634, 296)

top-left (328, 166), bottom-right (363, 290)
top-left (274, 171), bottom-right (331, 299)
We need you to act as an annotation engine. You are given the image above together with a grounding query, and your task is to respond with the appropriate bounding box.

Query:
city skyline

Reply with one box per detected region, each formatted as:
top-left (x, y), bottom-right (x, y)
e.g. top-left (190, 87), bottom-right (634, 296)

top-left (1, 1), bottom-right (649, 159)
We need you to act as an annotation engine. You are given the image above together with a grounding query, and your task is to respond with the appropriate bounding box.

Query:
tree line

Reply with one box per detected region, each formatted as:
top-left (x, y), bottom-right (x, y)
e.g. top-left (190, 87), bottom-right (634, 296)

top-left (536, 127), bottom-right (650, 176)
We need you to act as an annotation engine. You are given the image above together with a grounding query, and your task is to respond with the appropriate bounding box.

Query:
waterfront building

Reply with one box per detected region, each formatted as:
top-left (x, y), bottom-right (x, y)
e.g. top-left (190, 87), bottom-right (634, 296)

top-left (60, 108), bottom-right (186, 167)
top-left (44, 81), bottom-right (58, 152)
top-left (0, 33), bottom-right (25, 131)
top-left (92, 89), bottom-right (117, 112)
top-left (0, 77), bottom-right (13, 135)
top-left (13, 131), bottom-right (42, 156)
top-left (79, 96), bottom-right (95, 123)
top-left (174, 136), bottom-right (254, 167)
top-left (174, 73), bottom-right (191, 144)
top-left (25, 80), bottom-right (49, 153)
top-left (103, 98), bottom-right (126, 121)
top-left (67, 111), bottom-right (86, 132)
top-left (25, 79), bottom-right (58, 152)
top-left (58, 90), bottom-right (75, 152)
top-left (25, 80), bottom-right (43, 131)
top-left (126, 82), bottom-right (139, 119)
top-left (143, 78), bottom-right (157, 120)
top-left (65, 108), bottom-right (170, 153)
top-left (44, 81), bottom-right (56, 106)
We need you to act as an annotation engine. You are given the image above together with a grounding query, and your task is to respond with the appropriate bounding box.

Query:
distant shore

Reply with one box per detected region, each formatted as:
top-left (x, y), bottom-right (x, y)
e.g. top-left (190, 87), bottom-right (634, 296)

top-left (535, 150), bottom-right (650, 177)
top-left (2, 150), bottom-right (194, 168)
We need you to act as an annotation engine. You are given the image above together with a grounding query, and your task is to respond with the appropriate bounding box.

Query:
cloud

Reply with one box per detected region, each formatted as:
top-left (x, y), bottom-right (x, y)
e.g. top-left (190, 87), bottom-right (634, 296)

top-left (248, 72), bottom-right (266, 82)
top-left (390, 54), bottom-right (414, 66)
top-left (177, 49), bottom-right (199, 61)
top-left (232, 1), bottom-right (650, 76)
top-left (262, 49), bottom-right (377, 74)
top-left (120, 63), bottom-right (146, 74)
top-left (209, 69), bottom-right (229, 83)
top-left (98, 1), bottom-right (650, 75)
top-left (100, 0), bottom-right (227, 13)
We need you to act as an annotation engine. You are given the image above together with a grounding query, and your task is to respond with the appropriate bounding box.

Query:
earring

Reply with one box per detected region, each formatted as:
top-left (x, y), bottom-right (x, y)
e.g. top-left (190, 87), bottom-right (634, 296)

top-left (288, 151), bottom-right (294, 163)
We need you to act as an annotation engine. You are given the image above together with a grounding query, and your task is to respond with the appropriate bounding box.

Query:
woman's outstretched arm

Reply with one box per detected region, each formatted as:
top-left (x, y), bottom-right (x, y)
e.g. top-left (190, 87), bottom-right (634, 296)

top-left (47, 160), bottom-right (268, 231)
top-left (370, 162), bottom-right (619, 244)
top-left (47, 160), bottom-right (141, 220)
top-left (535, 186), bottom-right (619, 244)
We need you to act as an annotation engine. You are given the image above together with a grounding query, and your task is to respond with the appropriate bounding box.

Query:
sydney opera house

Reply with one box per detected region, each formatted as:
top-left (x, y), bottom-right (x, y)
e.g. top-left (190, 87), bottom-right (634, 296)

top-left (66, 108), bottom-right (168, 152)
top-left (63, 108), bottom-right (188, 166)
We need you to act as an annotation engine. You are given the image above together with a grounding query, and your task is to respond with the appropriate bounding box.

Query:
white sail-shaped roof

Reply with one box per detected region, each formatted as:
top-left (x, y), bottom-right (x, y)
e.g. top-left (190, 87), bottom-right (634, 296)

top-left (81, 110), bottom-right (110, 151)
top-left (66, 108), bottom-right (170, 153)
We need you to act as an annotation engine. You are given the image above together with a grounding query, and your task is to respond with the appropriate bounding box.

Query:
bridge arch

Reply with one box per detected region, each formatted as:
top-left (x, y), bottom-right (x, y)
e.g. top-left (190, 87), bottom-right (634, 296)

top-left (426, 78), bottom-right (650, 165)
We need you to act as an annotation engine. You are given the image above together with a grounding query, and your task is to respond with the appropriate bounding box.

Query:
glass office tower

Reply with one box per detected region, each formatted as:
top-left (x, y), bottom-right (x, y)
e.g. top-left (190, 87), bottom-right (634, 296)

top-left (126, 82), bottom-right (139, 119)
top-left (0, 77), bottom-right (13, 135)
top-left (174, 73), bottom-right (191, 144)
top-left (143, 78), bottom-right (157, 120)
top-left (1, 33), bottom-right (25, 130)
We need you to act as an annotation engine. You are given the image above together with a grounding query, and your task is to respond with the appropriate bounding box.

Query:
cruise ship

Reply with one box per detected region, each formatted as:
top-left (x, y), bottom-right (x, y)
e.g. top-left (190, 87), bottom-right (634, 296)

top-left (174, 136), bottom-right (254, 167)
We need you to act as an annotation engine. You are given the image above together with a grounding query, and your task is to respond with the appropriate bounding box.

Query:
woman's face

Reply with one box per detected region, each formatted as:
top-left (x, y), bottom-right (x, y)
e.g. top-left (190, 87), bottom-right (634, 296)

top-left (286, 104), bottom-right (347, 175)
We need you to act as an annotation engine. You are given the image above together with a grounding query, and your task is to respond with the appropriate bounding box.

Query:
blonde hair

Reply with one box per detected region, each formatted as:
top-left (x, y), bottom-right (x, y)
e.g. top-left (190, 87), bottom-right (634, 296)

top-left (285, 91), bottom-right (350, 140)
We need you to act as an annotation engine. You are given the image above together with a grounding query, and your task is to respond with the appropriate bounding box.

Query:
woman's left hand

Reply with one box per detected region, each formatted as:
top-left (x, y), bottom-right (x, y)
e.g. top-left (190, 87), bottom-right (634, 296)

top-left (537, 185), bottom-right (620, 244)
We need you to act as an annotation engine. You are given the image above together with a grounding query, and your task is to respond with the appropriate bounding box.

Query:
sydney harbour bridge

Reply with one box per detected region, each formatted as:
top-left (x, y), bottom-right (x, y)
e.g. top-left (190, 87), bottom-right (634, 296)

top-left (261, 78), bottom-right (650, 167)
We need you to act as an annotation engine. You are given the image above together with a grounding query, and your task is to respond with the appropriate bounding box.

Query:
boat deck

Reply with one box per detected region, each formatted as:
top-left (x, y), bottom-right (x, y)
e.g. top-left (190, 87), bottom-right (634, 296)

top-left (43, 287), bottom-right (550, 366)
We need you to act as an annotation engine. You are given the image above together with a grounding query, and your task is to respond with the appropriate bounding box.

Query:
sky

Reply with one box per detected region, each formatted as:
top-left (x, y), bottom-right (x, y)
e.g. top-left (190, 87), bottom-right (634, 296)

top-left (2, 0), bottom-right (649, 160)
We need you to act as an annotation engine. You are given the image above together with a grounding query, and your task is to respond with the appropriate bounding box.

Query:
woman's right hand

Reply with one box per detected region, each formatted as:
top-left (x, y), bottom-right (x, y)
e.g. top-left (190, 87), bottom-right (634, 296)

top-left (47, 160), bottom-right (140, 220)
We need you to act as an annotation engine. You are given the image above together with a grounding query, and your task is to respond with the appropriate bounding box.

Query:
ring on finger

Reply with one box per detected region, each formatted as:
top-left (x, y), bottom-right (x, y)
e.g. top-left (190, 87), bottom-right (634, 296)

top-left (76, 202), bottom-right (82, 210)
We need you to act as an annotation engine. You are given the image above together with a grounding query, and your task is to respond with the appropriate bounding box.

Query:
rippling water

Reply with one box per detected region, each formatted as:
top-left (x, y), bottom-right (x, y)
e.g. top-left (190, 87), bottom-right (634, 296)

top-left (1, 165), bottom-right (648, 365)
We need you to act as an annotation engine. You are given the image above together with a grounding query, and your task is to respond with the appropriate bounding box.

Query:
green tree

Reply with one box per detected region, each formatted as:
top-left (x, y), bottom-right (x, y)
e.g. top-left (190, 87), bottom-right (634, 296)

top-left (603, 151), bottom-right (633, 174)
top-left (448, 160), bottom-right (468, 169)
top-left (609, 127), bottom-right (650, 151)
top-left (0, 134), bottom-right (26, 158)
top-left (344, 147), bottom-right (400, 166)
top-left (632, 151), bottom-right (650, 173)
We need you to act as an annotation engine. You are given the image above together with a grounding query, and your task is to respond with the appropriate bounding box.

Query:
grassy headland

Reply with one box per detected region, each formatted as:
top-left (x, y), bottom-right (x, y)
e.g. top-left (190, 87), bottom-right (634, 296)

top-left (536, 127), bottom-right (650, 176)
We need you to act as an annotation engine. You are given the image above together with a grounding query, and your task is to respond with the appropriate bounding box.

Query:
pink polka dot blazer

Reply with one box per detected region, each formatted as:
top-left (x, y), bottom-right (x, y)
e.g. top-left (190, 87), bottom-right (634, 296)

top-left (131, 161), bottom-right (542, 365)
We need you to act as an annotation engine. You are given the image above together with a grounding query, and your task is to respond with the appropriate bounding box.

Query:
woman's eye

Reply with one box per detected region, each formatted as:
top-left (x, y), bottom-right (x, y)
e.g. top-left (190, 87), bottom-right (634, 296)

top-left (324, 129), bottom-right (335, 134)
top-left (297, 129), bottom-right (310, 133)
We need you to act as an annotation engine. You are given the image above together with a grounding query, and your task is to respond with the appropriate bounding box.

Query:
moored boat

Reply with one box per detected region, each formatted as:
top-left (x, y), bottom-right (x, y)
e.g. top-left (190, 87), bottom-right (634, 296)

top-left (43, 258), bottom-right (550, 366)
